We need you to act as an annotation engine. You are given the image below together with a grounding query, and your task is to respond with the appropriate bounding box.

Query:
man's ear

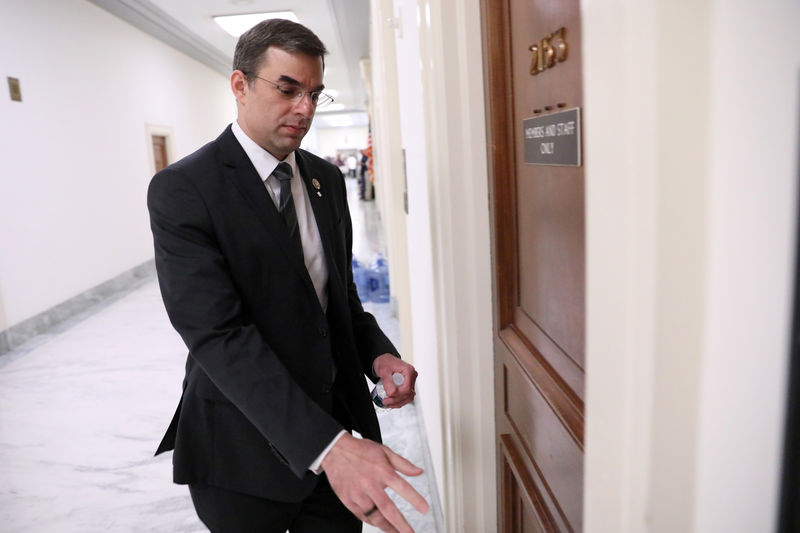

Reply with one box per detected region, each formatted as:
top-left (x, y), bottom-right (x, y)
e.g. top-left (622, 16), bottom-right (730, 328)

top-left (231, 70), bottom-right (248, 102)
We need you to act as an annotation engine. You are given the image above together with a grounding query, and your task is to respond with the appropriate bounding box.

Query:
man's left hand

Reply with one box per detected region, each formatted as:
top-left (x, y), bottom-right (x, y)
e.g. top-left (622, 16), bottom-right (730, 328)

top-left (372, 354), bottom-right (418, 408)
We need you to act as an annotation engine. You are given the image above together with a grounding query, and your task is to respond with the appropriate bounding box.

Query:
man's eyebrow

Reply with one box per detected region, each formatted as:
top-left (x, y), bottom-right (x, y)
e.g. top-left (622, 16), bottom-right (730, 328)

top-left (277, 74), bottom-right (325, 92)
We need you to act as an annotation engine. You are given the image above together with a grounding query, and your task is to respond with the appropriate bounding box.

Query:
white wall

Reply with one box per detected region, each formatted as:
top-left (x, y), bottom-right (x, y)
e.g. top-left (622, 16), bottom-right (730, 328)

top-left (391, 0), bottom-right (444, 502)
top-left (695, 1), bottom-right (800, 530)
top-left (368, 0), bottom-right (415, 382)
top-left (414, 0), bottom-right (496, 530)
top-left (583, 0), bottom-right (800, 531)
top-left (370, 2), bottom-right (497, 529)
top-left (582, 3), bottom-right (660, 530)
top-left (0, 0), bottom-right (233, 329)
top-left (299, 126), bottom-right (321, 158)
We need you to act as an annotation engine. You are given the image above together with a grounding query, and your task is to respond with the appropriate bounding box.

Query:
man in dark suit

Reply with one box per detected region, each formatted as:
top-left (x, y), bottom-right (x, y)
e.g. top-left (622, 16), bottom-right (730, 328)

top-left (147, 18), bottom-right (428, 533)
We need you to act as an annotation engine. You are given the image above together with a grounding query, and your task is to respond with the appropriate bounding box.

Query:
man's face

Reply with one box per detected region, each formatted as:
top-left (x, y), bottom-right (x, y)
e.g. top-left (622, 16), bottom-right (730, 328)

top-left (232, 47), bottom-right (324, 159)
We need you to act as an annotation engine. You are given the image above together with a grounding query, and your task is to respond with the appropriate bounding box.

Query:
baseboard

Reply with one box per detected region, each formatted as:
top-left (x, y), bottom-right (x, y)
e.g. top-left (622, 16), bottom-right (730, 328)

top-left (0, 260), bottom-right (156, 356)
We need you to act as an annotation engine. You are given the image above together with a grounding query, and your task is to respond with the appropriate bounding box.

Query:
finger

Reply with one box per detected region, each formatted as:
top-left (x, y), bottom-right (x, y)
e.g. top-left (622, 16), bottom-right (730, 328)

top-left (403, 367), bottom-right (417, 389)
top-left (362, 503), bottom-right (379, 519)
top-left (381, 452), bottom-right (429, 515)
top-left (384, 387), bottom-right (412, 400)
top-left (381, 396), bottom-right (409, 409)
top-left (394, 386), bottom-right (416, 399)
top-left (346, 492), bottom-right (397, 533)
top-left (387, 366), bottom-right (411, 390)
top-left (366, 507), bottom-right (400, 533)
top-left (388, 374), bottom-right (415, 397)
top-left (387, 374), bottom-right (413, 397)
top-left (385, 474), bottom-right (430, 516)
top-left (371, 493), bottom-right (414, 533)
top-left (383, 446), bottom-right (424, 477)
top-left (406, 369), bottom-right (418, 391)
top-left (353, 496), bottom-right (377, 520)
top-left (382, 391), bottom-right (415, 408)
top-left (386, 395), bottom-right (415, 409)
top-left (389, 371), bottom-right (415, 398)
top-left (373, 520), bottom-right (400, 533)
top-left (399, 372), bottom-right (414, 394)
top-left (370, 514), bottom-right (400, 533)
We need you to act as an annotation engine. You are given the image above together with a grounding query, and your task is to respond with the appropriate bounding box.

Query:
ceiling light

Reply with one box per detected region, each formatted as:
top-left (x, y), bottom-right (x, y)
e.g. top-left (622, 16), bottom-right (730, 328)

top-left (213, 11), bottom-right (300, 38)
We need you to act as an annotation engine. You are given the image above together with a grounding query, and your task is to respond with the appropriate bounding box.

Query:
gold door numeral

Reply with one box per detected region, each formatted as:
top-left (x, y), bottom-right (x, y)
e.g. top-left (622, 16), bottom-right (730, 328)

top-left (529, 27), bottom-right (568, 76)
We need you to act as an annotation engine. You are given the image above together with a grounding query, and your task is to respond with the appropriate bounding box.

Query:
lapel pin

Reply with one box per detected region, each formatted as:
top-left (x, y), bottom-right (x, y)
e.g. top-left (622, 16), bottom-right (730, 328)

top-left (312, 178), bottom-right (322, 197)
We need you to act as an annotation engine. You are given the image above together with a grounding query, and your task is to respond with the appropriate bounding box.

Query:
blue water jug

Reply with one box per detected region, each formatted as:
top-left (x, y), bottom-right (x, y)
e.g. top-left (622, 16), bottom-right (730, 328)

top-left (352, 257), bottom-right (371, 302)
top-left (368, 252), bottom-right (390, 303)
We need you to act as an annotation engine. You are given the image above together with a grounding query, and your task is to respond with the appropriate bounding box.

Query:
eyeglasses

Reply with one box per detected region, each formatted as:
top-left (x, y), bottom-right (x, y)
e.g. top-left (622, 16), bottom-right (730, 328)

top-left (245, 74), bottom-right (334, 108)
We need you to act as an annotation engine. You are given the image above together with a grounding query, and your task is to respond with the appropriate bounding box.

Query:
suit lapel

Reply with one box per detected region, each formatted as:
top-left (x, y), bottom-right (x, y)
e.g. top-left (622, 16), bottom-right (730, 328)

top-left (217, 127), bottom-right (318, 299)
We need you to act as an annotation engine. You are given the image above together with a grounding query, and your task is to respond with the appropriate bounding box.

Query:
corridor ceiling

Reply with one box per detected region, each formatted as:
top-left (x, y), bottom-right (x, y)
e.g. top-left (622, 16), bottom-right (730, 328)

top-left (89, 0), bottom-right (371, 119)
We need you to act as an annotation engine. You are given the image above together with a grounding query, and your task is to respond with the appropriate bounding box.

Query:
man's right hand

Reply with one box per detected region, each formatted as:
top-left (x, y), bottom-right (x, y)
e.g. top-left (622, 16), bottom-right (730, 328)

top-left (321, 433), bottom-right (429, 532)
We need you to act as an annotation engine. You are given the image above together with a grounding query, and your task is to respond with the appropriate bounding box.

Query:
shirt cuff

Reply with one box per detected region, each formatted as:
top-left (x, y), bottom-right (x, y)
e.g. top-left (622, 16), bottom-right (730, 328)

top-left (309, 430), bottom-right (347, 475)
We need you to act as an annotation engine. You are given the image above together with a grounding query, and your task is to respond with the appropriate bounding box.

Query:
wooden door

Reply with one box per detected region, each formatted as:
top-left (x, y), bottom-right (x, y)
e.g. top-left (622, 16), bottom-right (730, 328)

top-left (482, 0), bottom-right (584, 531)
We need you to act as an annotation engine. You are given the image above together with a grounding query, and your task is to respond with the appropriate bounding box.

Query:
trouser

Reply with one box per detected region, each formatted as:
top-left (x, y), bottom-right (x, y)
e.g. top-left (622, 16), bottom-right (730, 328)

top-left (189, 474), bottom-right (361, 533)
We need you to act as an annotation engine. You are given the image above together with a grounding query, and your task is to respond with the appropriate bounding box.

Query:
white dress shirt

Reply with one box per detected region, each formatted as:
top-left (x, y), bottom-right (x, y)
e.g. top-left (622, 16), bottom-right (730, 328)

top-left (231, 120), bottom-right (345, 473)
top-left (231, 121), bottom-right (329, 310)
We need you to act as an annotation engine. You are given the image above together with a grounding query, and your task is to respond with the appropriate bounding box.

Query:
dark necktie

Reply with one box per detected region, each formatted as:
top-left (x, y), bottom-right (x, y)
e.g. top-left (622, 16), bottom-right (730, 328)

top-left (272, 162), bottom-right (304, 258)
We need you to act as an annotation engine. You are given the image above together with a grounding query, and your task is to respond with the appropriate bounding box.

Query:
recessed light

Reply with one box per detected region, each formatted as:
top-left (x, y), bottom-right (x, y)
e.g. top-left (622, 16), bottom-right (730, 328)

top-left (213, 11), bottom-right (300, 38)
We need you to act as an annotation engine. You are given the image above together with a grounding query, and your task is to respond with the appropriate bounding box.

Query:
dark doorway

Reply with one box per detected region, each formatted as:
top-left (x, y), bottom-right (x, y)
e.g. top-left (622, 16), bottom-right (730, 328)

top-left (152, 135), bottom-right (169, 173)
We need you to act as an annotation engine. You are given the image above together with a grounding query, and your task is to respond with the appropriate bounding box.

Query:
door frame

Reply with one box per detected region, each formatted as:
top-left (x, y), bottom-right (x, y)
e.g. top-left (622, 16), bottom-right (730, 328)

top-left (414, 0), bottom-right (497, 530)
top-left (145, 123), bottom-right (174, 176)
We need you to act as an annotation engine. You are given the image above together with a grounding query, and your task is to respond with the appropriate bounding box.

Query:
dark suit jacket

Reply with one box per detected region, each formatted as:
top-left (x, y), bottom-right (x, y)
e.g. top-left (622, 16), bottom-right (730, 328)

top-left (147, 125), bottom-right (398, 502)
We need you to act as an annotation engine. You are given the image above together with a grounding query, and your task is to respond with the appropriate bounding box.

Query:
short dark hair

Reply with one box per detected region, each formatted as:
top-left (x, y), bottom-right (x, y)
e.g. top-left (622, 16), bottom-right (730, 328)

top-left (233, 18), bottom-right (328, 80)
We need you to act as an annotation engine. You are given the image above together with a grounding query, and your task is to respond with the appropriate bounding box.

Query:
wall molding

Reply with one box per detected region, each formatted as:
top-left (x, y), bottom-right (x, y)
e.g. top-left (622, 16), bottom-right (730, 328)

top-left (0, 260), bottom-right (155, 356)
top-left (416, 0), bottom-right (497, 530)
top-left (87, 0), bottom-right (231, 76)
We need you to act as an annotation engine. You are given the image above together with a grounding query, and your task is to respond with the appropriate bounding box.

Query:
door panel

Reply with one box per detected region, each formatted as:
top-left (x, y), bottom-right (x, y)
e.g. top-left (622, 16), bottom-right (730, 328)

top-left (511, 0), bottom-right (585, 386)
top-left (501, 434), bottom-right (557, 533)
top-left (482, 0), bottom-right (585, 530)
top-left (513, 309), bottom-right (583, 402)
top-left (503, 344), bottom-right (582, 525)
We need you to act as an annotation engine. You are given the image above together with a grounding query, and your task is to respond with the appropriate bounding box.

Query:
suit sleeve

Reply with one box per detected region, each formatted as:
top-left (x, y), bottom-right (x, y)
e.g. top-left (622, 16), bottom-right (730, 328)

top-left (147, 168), bottom-right (342, 478)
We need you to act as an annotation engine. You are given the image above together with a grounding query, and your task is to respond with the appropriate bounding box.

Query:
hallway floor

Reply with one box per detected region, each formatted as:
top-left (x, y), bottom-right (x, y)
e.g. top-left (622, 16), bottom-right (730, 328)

top-left (0, 177), bottom-right (440, 532)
